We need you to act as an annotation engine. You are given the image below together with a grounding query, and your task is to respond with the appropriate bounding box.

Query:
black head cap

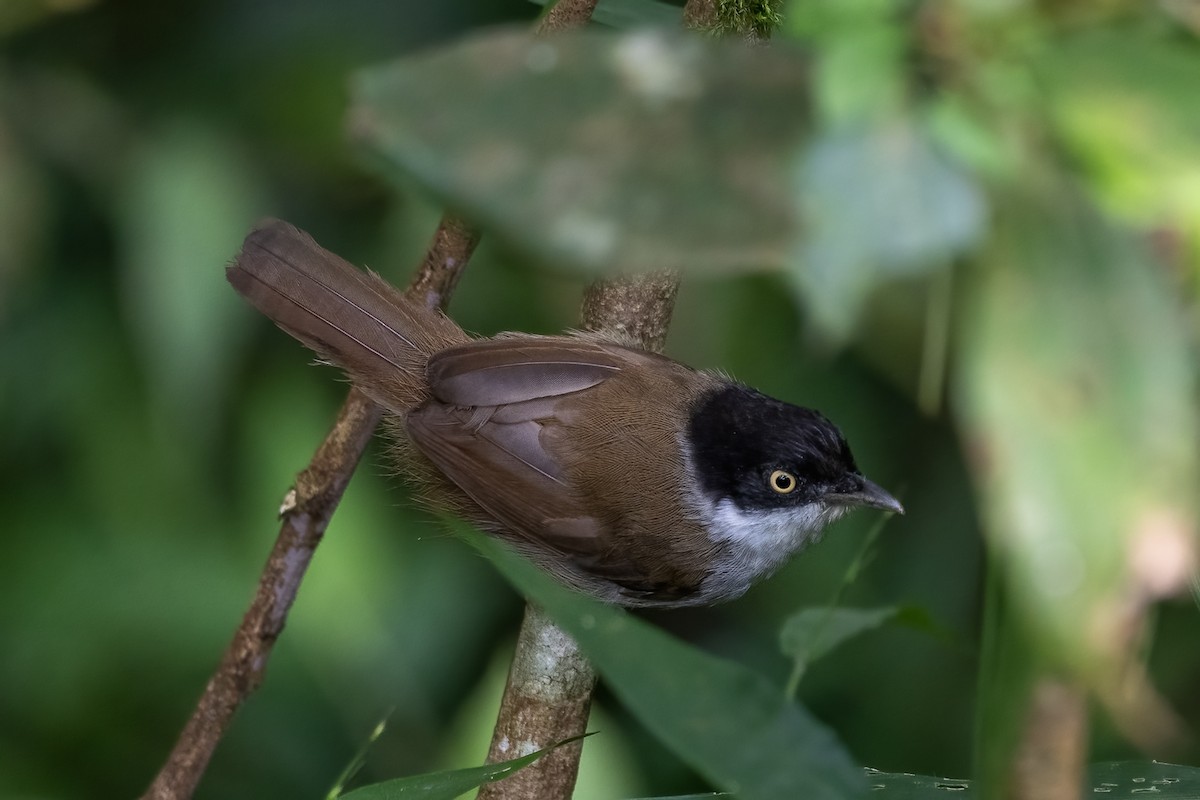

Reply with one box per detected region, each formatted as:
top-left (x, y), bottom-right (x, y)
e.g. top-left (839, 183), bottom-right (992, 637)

top-left (687, 384), bottom-right (901, 514)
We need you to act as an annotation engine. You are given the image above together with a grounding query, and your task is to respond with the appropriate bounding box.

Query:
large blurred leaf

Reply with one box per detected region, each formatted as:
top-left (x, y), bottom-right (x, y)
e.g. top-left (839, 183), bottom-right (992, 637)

top-left (352, 28), bottom-right (810, 275)
top-left (457, 524), bottom-right (866, 800)
top-left (791, 121), bottom-right (986, 338)
top-left (956, 182), bottom-right (1199, 687)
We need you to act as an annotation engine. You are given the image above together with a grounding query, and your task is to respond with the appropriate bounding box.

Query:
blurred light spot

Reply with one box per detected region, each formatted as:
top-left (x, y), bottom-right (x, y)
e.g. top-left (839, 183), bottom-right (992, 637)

top-left (612, 31), bottom-right (701, 104)
top-left (1129, 507), bottom-right (1195, 598)
top-left (526, 42), bottom-right (559, 74)
top-left (552, 212), bottom-right (617, 264)
top-left (1033, 536), bottom-right (1085, 599)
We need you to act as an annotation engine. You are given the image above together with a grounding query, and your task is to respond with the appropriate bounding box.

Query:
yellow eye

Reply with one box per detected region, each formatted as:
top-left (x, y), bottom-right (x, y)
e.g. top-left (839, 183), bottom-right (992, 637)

top-left (769, 470), bottom-right (797, 494)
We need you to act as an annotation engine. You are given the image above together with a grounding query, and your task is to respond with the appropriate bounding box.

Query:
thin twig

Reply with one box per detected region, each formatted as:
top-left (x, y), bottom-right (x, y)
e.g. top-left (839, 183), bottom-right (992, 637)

top-left (140, 216), bottom-right (477, 800)
top-left (407, 213), bottom-right (481, 311)
top-left (142, 392), bottom-right (381, 800)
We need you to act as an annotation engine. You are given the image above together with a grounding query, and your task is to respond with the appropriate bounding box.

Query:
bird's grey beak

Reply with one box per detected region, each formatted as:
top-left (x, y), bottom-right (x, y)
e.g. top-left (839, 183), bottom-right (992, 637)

top-left (826, 478), bottom-right (904, 515)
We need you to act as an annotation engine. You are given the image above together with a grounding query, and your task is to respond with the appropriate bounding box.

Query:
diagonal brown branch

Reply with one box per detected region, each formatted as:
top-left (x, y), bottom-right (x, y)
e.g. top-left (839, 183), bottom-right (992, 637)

top-left (140, 214), bottom-right (478, 800)
top-left (407, 213), bottom-right (481, 311)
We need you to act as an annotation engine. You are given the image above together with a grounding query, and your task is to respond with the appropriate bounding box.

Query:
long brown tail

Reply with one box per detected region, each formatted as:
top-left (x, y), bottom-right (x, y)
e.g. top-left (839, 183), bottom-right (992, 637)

top-left (227, 219), bottom-right (469, 412)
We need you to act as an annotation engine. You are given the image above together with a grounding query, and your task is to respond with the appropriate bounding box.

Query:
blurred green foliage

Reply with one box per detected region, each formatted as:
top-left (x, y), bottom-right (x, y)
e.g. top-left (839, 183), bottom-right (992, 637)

top-left (2, 0), bottom-right (1199, 799)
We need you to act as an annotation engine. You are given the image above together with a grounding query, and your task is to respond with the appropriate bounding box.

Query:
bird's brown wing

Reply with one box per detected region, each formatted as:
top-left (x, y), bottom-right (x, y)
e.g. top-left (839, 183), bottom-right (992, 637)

top-left (425, 337), bottom-right (626, 406)
top-left (407, 337), bottom-right (664, 594)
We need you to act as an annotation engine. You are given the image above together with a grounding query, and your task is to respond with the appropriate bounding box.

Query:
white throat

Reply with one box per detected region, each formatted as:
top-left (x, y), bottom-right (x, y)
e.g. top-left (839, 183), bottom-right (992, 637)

top-left (698, 498), bottom-right (847, 601)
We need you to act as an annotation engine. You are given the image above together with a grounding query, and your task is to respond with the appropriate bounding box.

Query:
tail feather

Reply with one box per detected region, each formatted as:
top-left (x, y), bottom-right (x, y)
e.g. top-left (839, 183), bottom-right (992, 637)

top-left (227, 219), bottom-right (468, 412)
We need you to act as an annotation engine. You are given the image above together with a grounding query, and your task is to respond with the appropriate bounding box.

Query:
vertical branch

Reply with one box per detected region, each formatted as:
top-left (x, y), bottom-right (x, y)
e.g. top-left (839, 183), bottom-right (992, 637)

top-left (580, 272), bottom-right (681, 352)
top-left (478, 269), bottom-right (680, 800)
top-left (483, 5), bottom-right (776, 799)
top-left (477, 3), bottom-right (608, 800)
top-left (478, 271), bottom-right (681, 800)
top-left (140, 218), bottom-right (477, 800)
top-left (477, 606), bottom-right (598, 800)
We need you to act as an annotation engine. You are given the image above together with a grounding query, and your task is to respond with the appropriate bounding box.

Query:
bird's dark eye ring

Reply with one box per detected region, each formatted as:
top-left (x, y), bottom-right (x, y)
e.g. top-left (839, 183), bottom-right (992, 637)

top-left (769, 470), bottom-right (797, 494)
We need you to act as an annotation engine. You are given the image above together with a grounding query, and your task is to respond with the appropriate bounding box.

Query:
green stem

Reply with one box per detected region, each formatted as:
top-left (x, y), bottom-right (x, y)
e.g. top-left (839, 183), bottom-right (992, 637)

top-left (784, 512), bottom-right (891, 702)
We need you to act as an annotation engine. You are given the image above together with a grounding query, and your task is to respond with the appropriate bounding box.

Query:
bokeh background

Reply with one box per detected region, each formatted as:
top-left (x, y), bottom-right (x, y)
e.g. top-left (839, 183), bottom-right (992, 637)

top-left (2, 1), bottom-right (1197, 798)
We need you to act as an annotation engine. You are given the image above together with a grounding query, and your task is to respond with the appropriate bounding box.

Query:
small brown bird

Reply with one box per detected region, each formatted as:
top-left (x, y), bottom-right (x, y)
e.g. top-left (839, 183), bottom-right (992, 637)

top-left (228, 220), bottom-right (901, 607)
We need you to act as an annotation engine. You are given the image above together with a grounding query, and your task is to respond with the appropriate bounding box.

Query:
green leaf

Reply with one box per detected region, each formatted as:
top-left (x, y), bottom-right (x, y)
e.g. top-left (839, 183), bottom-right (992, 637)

top-left (337, 734), bottom-right (587, 800)
top-left (779, 606), bottom-right (899, 668)
top-left (527, 0), bottom-right (684, 29)
top-left (352, 28), bottom-right (811, 276)
top-left (327, 713), bottom-right (391, 800)
top-left (455, 523), bottom-right (866, 800)
top-left (790, 119), bottom-right (986, 340)
top-left (780, 605), bottom-right (951, 695)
